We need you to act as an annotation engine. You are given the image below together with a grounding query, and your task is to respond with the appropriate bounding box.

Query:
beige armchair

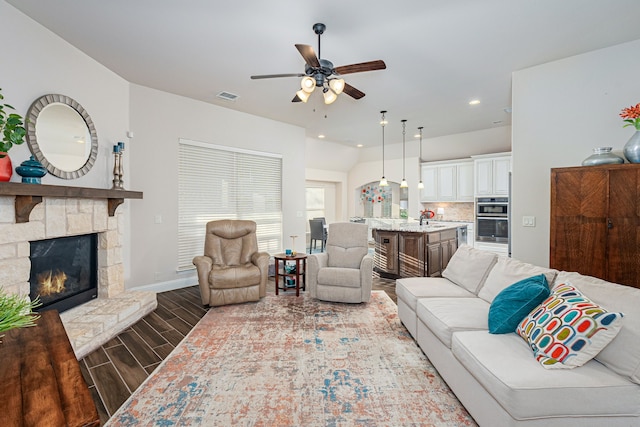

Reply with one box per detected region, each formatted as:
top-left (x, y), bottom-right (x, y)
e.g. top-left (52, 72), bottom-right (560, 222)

top-left (307, 222), bottom-right (373, 303)
top-left (193, 220), bottom-right (269, 307)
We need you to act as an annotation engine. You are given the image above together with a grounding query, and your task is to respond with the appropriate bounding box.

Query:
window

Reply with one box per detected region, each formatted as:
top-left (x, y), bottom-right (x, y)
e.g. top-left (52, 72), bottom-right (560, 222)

top-left (177, 139), bottom-right (282, 270)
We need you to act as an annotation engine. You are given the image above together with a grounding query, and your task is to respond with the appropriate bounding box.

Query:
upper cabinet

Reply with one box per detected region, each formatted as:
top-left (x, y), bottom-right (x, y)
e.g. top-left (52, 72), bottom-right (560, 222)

top-left (473, 153), bottom-right (511, 197)
top-left (420, 159), bottom-right (474, 202)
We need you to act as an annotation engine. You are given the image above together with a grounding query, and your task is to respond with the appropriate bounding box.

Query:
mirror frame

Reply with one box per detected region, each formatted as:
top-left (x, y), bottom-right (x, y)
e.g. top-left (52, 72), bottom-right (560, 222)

top-left (25, 94), bottom-right (98, 179)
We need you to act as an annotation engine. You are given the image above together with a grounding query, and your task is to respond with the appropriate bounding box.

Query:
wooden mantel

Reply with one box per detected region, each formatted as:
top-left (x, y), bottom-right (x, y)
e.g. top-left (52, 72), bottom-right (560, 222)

top-left (0, 182), bottom-right (143, 223)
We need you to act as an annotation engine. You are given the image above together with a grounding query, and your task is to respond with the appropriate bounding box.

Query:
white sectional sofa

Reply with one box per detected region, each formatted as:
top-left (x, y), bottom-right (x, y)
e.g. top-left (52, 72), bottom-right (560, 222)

top-left (397, 245), bottom-right (640, 426)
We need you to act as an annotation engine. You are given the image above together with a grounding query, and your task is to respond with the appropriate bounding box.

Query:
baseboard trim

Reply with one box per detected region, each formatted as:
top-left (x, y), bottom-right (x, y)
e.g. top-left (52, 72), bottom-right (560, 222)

top-left (130, 274), bottom-right (197, 293)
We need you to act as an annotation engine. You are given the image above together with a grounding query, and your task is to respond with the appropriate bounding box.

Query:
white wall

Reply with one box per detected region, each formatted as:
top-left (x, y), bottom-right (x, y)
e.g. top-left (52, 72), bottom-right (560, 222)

top-left (305, 137), bottom-right (359, 222)
top-left (0, 2), bottom-right (133, 280)
top-left (0, 2), bottom-right (129, 190)
top-left (129, 85), bottom-right (307, 288)
top-left (512, 39), bottom-right (640, 267)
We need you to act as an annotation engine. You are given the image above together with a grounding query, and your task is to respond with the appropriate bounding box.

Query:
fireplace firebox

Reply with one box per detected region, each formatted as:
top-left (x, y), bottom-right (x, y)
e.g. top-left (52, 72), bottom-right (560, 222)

top-left (29, 234), bottom-right (98, 313)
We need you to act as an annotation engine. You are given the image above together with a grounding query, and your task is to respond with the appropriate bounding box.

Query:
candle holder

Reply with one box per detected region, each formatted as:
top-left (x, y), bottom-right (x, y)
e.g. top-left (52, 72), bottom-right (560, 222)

top-left (290, 235), bottom-right (298, 256)
top-left (111, 143), bottom-right (125, 190)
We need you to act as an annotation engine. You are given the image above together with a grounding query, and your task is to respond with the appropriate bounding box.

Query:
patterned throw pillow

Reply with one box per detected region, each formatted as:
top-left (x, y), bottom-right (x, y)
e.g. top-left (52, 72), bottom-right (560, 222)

top-left (516, 282), bottom-right (624, 369)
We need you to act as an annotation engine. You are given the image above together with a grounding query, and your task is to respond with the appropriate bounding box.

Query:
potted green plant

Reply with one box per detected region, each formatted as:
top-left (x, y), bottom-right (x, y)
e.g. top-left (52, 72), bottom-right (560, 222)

top-left (0, 88), bottom-right (27, 181)
top-left (0, 289), bottom-right (41, 342)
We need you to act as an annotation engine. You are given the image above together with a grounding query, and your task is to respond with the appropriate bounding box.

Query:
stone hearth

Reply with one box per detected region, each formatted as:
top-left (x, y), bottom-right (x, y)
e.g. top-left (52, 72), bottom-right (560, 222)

top-left (0, 195), bottom-right (156, 359)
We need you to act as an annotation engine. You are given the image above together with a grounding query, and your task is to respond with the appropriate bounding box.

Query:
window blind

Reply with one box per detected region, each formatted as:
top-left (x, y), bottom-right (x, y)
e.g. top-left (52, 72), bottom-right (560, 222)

top-left (177, 139), bottom-right (282, 270)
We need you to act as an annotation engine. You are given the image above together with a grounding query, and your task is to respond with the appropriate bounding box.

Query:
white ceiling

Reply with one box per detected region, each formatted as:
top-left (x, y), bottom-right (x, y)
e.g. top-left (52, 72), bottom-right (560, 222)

top-left (8, 0), bottom-right (640, 148)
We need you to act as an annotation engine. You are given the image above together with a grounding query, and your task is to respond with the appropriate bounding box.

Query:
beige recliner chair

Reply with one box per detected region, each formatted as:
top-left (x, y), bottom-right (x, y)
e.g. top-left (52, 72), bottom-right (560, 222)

top-left (307, 222), bottom-right (373, 303)
top-left (193, 220), bottom-right (269, 307)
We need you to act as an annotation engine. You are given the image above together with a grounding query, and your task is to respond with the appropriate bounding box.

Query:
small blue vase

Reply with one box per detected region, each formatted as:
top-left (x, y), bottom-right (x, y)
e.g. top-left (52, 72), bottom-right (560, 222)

top-left (623, 130), bottom-right (640, 163)
top-left (15, 156), bottom-right (47, 184)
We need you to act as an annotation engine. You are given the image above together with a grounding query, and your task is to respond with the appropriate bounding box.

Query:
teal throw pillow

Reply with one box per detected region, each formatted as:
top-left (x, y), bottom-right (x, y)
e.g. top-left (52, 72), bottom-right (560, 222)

top-left (488, 274), bottom-right (550, 334)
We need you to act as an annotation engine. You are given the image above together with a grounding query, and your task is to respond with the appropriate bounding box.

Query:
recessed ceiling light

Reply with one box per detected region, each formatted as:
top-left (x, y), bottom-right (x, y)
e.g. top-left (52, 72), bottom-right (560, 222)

top-left (356, 144), bottom-right (363, 148)
top-left (318, 134), bottom-right (325, 139)
top-left (469, 99), bottom-right (480, 105)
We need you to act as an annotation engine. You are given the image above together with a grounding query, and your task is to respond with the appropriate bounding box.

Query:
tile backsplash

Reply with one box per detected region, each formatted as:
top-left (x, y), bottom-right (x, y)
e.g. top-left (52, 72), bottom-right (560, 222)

top-left (421, 202), bottom-right (474, 222)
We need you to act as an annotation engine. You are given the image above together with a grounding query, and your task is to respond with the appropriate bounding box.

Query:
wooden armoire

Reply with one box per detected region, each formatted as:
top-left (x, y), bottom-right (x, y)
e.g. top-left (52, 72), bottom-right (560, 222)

top-left (550, 163), bottom-right (640, 289)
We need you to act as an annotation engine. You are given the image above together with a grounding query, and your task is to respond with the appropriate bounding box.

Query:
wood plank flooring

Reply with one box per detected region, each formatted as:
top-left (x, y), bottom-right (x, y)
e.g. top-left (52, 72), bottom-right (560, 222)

top-left (80, 277), bottom-right (396, 425)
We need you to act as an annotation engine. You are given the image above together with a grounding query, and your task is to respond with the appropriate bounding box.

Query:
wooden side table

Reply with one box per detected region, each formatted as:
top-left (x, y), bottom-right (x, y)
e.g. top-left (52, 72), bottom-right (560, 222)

top-left (0, 310), bottom-right (99, 427)
top-left (274, 253), bottom-right (307, 297)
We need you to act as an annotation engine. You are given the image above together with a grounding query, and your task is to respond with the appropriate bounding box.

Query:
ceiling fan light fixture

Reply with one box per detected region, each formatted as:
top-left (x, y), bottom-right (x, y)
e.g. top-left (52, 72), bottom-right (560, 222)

top-left (323, 88), bottom-right (337, 104)
top-left (329, 78), bottom-right (345, 95)
top-left (301, 76), bottom-right (316, 93)
top-left (296, 89), bottom-right (311, 103)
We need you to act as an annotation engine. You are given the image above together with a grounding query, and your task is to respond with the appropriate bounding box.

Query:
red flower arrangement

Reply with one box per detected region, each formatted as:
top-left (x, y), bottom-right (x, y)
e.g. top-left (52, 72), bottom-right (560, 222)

top-left (620, 103), bottom-right (640, 131)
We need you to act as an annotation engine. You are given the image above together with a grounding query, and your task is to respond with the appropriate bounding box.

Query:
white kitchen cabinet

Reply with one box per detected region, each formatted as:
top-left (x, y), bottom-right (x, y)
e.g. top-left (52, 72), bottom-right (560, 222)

top-left (456, 162), bottom-right (474, 201)
top-left (473, 154), bottom-right (511, 197)
top-left (420, 160), bottom-right (473, 202)
top-left (420, 165), bottom-right (438, 201)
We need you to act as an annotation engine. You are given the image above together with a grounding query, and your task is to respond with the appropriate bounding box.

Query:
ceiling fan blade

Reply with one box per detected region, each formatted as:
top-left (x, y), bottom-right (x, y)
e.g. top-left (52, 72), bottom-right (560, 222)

top-left (292, 94), bottom-right (302, 102)
top-left (343, 83), bottom-right (365, 100)
top-left (295, 44), bottom-right (321, 68)
top-left (334, 60), bottom-right (386, 75)
top-left (251, 73), bottom-right (305, 79)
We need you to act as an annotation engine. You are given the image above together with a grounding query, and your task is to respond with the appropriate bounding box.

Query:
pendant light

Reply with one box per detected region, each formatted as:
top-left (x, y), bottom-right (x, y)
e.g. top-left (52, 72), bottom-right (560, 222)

top-left (400, 119), bottom-right (408, 188)
top-left (379, 111), bottom-right (388, 186)
top-left (417, 126), bottom-right (425, 189)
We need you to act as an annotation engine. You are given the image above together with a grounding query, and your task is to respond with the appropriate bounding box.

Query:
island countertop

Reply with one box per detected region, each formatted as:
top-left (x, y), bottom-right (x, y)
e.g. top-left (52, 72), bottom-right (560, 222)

top-left (371, 223), bottom-right (465, 233)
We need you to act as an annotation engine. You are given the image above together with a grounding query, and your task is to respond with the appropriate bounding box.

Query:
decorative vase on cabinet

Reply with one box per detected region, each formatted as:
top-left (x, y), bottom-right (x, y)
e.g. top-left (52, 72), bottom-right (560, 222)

top-left (623, 131), bottom-right (640, 163)
top-left (581, 147), bottom-right (624, 166)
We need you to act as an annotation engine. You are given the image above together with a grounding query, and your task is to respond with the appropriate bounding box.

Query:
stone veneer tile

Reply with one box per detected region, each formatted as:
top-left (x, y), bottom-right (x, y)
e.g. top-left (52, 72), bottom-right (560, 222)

top-left (65, 199), bottom-right (79, 213)
top-left (29, 203), bottom-right (44, 221)
top-left (78, 199), bottom-right (94, 214)
top-left (0, 197), bottom-right (14, 224)
top-left (45, 199), bottom-right (67, 237)
top-left (98, 247), bottom-right (122, 267)
top-left (0, 257), bottom-right (31, 287)
top-left (67, 213), bottom-right (93, 235)
top-left (0, 221), bottom-right (45, 245)
top-left (61, 291), bottom-right (158, 359)
top-left (16, 241), bottom-right (30, 258)
top-left (0, 243), bottom-right (17, 260)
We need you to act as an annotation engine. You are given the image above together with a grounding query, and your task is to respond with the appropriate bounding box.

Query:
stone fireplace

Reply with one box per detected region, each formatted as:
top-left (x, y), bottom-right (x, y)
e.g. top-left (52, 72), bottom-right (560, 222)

top-left (0, 192), bottom-right (155, 359)
top-left (29, 233), bottom-right (98, 313)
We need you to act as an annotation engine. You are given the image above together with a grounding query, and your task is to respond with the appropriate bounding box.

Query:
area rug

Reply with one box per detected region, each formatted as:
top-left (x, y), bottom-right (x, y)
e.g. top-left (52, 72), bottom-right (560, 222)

top-left (107, 291), bottom-right (476, 426)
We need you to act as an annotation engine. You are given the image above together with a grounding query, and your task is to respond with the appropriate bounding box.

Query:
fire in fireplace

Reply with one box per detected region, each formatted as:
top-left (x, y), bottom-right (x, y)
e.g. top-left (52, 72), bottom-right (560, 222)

top-left (29, 234), bottom-right (98, 313)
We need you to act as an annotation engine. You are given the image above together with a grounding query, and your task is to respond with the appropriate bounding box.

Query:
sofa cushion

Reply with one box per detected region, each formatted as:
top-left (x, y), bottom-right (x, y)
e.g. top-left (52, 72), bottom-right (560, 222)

top-left (396, 277), bottom-right (475, 311)
top-left (555, 272), bottom-right (640, 384)
top-left (477, 256), bottom-right (557, 303)
top-left (452, 331), bottom-right (640, 420)
top-left (416, 298), bottom-right (490, 349)
top-left (488, 274), bottom-right (550, 334)
top-left (317, 267), bottom-right (361, 288)
top-left (442, 245), bottom-right (497, 294)
top-left (517, 283), bottom-right (624, 369)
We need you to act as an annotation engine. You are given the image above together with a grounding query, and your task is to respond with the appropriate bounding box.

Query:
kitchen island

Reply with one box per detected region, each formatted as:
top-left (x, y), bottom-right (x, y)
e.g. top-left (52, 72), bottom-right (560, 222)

top-left (373, 224), bottom-right (465, 279)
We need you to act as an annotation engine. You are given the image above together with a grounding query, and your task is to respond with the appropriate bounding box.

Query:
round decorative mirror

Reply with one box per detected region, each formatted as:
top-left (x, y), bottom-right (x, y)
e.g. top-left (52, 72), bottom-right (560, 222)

top-left (25, 94), bottom-right (98, 179)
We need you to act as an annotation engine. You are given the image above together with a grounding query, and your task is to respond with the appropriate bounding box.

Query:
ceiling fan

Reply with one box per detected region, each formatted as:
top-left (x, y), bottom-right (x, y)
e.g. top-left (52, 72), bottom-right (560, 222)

top-left (250, 23), bottom-right (386, 104)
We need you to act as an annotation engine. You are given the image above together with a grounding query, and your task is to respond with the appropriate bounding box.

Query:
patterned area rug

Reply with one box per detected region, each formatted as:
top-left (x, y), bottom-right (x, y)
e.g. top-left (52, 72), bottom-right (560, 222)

top-left (107, 291), bottom-right (476, 426)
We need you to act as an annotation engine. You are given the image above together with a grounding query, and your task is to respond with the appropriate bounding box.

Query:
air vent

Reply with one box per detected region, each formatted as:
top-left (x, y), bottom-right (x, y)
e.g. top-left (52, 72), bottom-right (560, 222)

top-left (216, 91), bottom-right (239, 101)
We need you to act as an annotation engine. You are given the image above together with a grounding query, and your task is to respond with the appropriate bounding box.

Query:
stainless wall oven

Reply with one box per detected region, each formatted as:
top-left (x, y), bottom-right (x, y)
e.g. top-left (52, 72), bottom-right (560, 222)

top-left (476, 197), bottom-right (509, 243)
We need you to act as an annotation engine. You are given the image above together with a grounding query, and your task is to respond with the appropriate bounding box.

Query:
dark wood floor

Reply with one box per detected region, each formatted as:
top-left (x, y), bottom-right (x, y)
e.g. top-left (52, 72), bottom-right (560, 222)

top-left (80, 277), bottom-right (396, 425)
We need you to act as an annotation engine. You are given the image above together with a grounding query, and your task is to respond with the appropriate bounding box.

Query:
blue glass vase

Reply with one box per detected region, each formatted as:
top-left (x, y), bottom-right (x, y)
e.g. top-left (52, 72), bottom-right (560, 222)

top-left (623, 130), bottom-right (640, 163)
top-left (15, 156), bottom-right (47, 184)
